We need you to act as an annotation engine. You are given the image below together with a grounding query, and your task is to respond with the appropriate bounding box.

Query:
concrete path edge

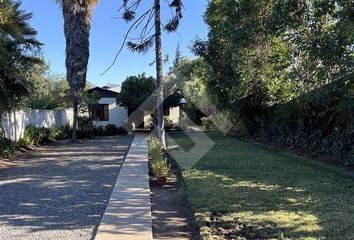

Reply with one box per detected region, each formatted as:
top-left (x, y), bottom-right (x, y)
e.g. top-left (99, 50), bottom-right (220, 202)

top-left (94, 133), bottom-right (152, 240)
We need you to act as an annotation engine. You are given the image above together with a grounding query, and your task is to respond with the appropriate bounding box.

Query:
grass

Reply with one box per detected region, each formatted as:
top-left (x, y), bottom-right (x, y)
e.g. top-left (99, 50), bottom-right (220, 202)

top-left (167, 130), bottom-right (354, 240)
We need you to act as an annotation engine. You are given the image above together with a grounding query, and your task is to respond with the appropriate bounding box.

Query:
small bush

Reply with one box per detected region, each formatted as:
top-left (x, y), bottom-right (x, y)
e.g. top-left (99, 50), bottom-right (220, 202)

top-left (93, 126), bottom-right (105, 136)
top-left (105, 124), bottom-right (119, 135)
top-left (148, 136), bottom-right (170, 178)
top-left (103, 124), bottom-right (128, 135)
top-left (148, 136), bottom-right (165, 160)
top-left (150, 159), bottom-right (170, 178)
top-left (0, 137), bottom-right (18, 159)
top-left (20, 125), bottom-right (69, 147)
top-left (49, 127), bottom-right (67, 140)
top-left (150, 114), bottom-right (174, 131)
top-left (77, 116), bottom-right (94, 138)
top-left (22, 124), bottom-right (41, 146)
top-left (164, 117), bottom-right (174, 131)
top-left (117, 127), bottom-right (128, 135)
top-left (40, 127), bottom-right (51, 142)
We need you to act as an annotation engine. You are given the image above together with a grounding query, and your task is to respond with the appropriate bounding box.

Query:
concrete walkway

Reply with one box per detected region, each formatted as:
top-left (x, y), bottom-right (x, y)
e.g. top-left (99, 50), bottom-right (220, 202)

top-left (94, 134), bottom-right (152, 240)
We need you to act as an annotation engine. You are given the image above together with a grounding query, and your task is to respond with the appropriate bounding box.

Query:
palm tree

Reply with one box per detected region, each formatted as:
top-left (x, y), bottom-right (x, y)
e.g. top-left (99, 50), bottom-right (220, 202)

top-left (0, 0), bottom-right (42, 135)
top-left (59, 0), bottom-right (98, 141)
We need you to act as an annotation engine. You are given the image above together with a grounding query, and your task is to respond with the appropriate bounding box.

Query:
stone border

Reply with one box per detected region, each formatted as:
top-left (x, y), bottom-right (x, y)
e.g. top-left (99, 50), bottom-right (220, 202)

top-left (94, 133), bottom-right (152, 240)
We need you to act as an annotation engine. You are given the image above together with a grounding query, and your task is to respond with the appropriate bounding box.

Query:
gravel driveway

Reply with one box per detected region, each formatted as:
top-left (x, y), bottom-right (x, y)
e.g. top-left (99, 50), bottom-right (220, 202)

top-left (0, 135), bottom-right (133, 240)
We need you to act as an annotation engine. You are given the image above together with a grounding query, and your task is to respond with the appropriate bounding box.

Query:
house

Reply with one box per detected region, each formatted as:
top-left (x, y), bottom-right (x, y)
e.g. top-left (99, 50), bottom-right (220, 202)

top-left (87, 83), bottom-right (182, 129)
top-left (87, 84), bottom-right (128, 128)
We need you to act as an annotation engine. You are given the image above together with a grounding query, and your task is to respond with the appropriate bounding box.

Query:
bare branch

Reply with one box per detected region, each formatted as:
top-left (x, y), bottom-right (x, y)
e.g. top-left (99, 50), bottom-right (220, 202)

top-left (101, 8), bottom-right (152, 75)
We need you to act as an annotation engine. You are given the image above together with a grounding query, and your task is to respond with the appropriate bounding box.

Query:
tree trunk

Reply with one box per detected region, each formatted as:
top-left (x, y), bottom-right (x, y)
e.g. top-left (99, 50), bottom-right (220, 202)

top-left (61, 0), bottom-right (95, 142)
top-left (0, 111), bottom-right (4, 139)
top-left (72, 101), bottom-right (78, 141)
top-left (154, 0), bottom-right (166, 147)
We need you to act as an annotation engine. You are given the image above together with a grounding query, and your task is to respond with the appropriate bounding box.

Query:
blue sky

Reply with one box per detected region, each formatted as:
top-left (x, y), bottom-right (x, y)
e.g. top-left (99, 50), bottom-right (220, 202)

top-left (21, 0), bottom-right (209, 86)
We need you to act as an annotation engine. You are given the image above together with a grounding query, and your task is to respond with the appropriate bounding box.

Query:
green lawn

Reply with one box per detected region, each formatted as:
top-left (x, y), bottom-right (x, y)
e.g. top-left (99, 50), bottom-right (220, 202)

top-left (167, 131), bottom-right (354, 240)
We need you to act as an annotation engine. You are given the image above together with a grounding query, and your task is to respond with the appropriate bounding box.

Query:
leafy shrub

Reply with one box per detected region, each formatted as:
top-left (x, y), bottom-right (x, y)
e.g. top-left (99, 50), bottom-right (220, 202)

top-left (150, 159), bottom-right (170, 178)
top-left (105, 124), bottom-right (119, 135)
top-left (148, 136), bottom-right (170, 178)
top-left (93, 126), bottom-right (105, 136)
top-left (148, 136), bottom-right (165, 160)
top-left (49, 127), bottom-right (67, 140)
top-left (77, 116), bottom-right (94, 138)
top-left (117, 127), bottom-right (128, 135)
top-left (40, 127), bottom-right (51, 142)
top-left (103, 124), bottom-right (128, 136)
top-left (201, 116), bottom-right (213, 129)
top-left (21, 124), bottom-right (41, 146)
top-left (20, 124), bottom-right (58, 146)
top-left (150, 114), bottom-right (174, 131)
top-left (164, 117), bottom-right (174, 131)
top-left (0, 137), bottom-right (18, 159)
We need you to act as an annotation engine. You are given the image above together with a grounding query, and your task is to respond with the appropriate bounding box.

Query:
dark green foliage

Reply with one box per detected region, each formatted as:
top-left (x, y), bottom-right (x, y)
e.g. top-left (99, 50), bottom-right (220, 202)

top-left (104, 124), bottom-right (128, 135)
top-left (0, 0), bottom-right (42, 112)
top-left (116, 127), bottom-right (128, 135)
top-left (49, 127), bottom-right (68, 140)
top-left (148, 136), bottom-right (170, 178)
top-left (0, 137), bottom-right (17, 159)
top-left (150, 114), bottom-right (174, 131)
top-left (93, 126), bottom-right (105, 136)
top-left (92, 125), bottom-right (129, 136)
top-left (196, 0), bottom-right (354, 163)
top-left (77, 116), bottom-right (94, 138)
top-left (20, 124), bottom-right (60, 146)
top-left (164, 118), bottom-right (174, 131)
top-left (117, 74), bottom-right (156, 113)
top-left (256, 79), bottom-right (354, 164)
top-left (104, 124), bottom-right (119, 135)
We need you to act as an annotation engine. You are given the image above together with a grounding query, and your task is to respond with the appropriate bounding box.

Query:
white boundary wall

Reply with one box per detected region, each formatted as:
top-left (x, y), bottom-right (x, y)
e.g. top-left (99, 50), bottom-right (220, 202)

top-left (1, 109), bottom-right (73, 141)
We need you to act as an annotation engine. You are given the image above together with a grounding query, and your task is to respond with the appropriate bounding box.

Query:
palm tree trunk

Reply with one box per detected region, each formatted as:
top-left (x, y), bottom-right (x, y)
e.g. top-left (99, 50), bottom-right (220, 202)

top-left (61, 0), bottom-right (95, 142)
top-left (72, 101), bottom-right (78, 141)
top-left (154, 0), bottom-right (166, 147)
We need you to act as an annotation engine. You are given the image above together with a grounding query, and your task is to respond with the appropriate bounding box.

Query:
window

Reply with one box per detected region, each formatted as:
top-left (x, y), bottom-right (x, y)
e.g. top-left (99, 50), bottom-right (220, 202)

top-left (89, 104), bottom-right (109, 121)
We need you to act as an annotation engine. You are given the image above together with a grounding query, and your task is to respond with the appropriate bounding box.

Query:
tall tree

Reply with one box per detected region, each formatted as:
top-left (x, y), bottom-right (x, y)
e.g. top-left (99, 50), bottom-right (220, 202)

top-left (173, 42), bottom-right (182, 68)
top-left (59, 0), bottom-right (98, 141)
top-left (104, 0), bottom-right (183, 146)
top-left (0, 0), bottom-right (42, 134)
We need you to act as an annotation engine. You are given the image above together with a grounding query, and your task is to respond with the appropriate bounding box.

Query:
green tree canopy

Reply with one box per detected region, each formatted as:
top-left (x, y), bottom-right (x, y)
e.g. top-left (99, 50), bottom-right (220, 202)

top-left (117, 74), bottom-right (156, 113)
top-left (192, 0), bottom-right (354, 159)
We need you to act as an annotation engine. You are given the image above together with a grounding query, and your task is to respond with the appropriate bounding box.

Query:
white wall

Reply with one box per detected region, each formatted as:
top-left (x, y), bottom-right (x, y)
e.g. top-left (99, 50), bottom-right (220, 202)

top-left (92, 98), bottom-right (128, 127)
top-left (1, 109), bottom-right (73, 141)
top-left (169, 106), bottom-right (180, 124)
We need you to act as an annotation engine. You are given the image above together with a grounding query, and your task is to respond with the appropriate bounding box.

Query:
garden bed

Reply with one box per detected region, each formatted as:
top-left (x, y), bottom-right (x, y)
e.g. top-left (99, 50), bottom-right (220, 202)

top-left (150, 157), bottom-right (199, 240)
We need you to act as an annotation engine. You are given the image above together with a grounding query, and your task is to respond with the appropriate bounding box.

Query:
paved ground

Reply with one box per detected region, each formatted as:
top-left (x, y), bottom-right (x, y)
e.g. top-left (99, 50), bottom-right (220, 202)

top-left (94, 134), bottom-right (152, 240)
top-left (0, 135), bottom-right (133, 240)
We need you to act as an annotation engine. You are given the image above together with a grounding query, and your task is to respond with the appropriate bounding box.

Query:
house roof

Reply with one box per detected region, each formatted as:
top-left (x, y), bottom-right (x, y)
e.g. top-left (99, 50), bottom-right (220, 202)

top-left (88, 86), bottom-right (119, 98)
